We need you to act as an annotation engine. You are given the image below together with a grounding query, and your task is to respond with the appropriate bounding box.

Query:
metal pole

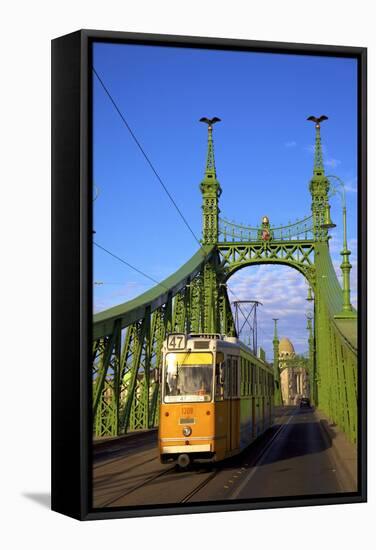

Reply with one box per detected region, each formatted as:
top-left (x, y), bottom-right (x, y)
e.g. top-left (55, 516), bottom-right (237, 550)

top-left (326, 175), bottom-right (356, 318)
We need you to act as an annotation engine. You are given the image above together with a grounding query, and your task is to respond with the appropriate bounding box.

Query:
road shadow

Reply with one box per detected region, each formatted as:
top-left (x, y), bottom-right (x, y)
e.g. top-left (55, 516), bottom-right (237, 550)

top-left (93, 407), bottom-right (334, 478)
top-left (187, 407), bottom-right (333, 473)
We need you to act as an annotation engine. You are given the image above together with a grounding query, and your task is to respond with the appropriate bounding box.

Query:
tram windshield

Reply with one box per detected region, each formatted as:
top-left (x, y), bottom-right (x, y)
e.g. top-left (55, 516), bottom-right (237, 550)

top-left (164, 352), bottom-right (213, 403)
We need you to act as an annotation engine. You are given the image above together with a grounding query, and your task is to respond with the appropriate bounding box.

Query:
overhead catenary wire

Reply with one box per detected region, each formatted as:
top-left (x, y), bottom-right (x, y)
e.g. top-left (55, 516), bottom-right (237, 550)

top-left (227, 285), bottom-right (242, 303)
top-left (94, 281), bottom-right (142, 286)
top-left (92, 66), bottom-right (204, 252)
top-left (94, 241), bottom-right (169, 291)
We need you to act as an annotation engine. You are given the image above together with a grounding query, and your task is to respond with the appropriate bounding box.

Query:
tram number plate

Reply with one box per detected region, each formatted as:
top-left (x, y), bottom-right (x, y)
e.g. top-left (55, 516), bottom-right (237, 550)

top-left (167, 334), bottom-right (186, 350)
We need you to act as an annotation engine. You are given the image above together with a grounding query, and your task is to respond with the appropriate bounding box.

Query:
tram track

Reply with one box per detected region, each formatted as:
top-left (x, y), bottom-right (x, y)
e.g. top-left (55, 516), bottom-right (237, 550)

top-left (98, 461), bottom-right (222, 508)
top-left (95, 409), bottom-right (299, 508)
top-left (93, 450), bottom-right (157, 473)
top-left (179, 470), bottom-right (219, 503)
top-left (99, 465), bottom-right (177, 508)
top-left (179, 409), bottom-right (298, 503)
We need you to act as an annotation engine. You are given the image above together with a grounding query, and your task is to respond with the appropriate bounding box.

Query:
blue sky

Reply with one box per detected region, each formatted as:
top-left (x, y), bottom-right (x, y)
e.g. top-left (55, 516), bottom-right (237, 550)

top-left (93, 42), bottom-right (358, 358)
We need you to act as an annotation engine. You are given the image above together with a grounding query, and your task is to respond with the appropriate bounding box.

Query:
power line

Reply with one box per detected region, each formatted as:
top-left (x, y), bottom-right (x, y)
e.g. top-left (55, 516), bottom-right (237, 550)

top-left (94, 242), bottom-right (169, 290)
top-left (227, 285), bottom-right (242, 303)
top-left (94, 281), bottom-right (140, 286)
top-left (92, 67), bottom-right (203, 250)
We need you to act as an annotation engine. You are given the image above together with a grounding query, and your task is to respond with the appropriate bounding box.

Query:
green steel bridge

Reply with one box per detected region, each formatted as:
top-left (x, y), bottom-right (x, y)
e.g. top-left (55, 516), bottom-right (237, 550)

top-left (92, 117), bottom-right (358, 444)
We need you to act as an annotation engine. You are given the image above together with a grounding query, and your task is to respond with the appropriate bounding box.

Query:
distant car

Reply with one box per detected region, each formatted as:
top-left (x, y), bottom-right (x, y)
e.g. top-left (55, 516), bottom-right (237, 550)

top-left (299, 397), bottom-right (310, 408)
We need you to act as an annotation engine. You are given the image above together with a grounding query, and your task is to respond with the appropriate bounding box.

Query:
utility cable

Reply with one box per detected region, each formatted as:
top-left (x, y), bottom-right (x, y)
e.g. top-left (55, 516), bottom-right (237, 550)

top-left (92, 67), bottom-right (203, 252)
top-left (94, 241), bottom-right (169, 291)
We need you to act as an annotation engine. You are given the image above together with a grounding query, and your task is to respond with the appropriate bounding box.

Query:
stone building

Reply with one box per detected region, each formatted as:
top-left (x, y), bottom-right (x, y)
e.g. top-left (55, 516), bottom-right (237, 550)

top-left (279, 337), bottom-right (310, 405)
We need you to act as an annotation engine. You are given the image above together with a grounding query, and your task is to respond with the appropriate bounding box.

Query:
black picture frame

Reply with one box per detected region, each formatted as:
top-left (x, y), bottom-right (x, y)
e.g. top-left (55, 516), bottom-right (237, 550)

top-left (51, 29), bottom-right (367, 520)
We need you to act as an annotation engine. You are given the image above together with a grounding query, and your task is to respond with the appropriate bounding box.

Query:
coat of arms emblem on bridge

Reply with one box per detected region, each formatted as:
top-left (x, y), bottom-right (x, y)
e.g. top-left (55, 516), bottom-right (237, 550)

top-left (260, 216), bottom-right (272, 242)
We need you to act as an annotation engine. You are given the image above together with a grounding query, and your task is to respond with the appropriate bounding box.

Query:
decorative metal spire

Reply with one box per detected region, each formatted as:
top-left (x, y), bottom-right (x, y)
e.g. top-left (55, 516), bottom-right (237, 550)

top-left (200, 117), bottom-right (221, 178)
top-left (307, 115), bottom-right (330, 241)
top-left (199, 117), bottom-right (222, 245)
top-left (307, 115), bottom-right (328, 175)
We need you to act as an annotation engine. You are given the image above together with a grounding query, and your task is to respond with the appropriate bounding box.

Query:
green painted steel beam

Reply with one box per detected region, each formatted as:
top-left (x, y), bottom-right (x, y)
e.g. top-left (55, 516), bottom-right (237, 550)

top-left (93, 246), bottom-right (215, 339)
top-left (92, 116), bottom-right (358, 445)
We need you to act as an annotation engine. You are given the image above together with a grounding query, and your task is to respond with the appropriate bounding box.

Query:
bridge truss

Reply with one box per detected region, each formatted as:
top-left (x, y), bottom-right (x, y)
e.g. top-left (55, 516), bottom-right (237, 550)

top-left (93, 118), bottom-right (358, 443)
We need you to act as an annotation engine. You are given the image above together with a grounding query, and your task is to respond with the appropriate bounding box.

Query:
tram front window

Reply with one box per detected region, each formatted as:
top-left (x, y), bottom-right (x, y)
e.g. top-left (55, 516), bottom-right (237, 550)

top-left (164, 352), bottom-right (213, 402)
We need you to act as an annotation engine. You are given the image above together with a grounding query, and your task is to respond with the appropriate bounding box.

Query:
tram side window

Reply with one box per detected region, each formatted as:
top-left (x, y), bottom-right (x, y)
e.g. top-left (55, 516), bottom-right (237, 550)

top-left (232, 357), bottom-right (238, 397)
top-left (231, 357), bottom-right (235, 397)
top-left (240, 357), bottom-right (244, 396)
top-left (224, 357), bottom-right (232, 398)
top-left (244, 359), bottom-right (248, 396)
top-left (215, 355), bottom-right (225, 401)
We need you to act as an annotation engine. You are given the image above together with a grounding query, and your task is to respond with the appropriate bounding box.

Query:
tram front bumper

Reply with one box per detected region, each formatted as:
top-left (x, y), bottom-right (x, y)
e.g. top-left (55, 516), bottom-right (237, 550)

top-left (161, 444), bottom-right (212, 454)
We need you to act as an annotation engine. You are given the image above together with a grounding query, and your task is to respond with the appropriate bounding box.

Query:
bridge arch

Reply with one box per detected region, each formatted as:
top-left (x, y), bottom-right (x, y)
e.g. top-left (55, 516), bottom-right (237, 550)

top-left (92, 116), bottom-right (358, 444)
top-left (222, 258), bottom-right (315, 289)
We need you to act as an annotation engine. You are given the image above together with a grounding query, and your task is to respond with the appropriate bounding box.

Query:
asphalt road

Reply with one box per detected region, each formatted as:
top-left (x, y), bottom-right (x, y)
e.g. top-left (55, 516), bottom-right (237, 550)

top-left (92, 406), bottom-right (356, 509)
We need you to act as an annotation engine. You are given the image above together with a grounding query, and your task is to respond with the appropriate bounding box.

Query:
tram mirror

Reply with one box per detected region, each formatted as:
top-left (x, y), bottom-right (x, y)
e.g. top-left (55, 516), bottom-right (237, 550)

top-left (154, 368), bottom-right (160, 383)
top-left (216, 352), bottom-right (224, 363)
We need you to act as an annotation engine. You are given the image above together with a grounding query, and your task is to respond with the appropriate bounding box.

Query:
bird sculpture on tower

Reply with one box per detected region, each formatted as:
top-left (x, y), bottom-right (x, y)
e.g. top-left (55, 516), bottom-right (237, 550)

top-left (307, 115), bottom-right (328, 128)
top-left (199, 117), bottom-right (221, 129)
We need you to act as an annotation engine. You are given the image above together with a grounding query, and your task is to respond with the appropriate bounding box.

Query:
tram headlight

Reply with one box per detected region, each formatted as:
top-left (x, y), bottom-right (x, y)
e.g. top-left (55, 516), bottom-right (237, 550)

top-left (182, 426), bottom-right (192, 437)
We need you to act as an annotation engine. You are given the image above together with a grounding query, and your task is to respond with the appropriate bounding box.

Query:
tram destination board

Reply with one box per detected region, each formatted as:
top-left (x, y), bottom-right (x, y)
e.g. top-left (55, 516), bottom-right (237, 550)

top-left (51, 28), bottom-right (367, 521)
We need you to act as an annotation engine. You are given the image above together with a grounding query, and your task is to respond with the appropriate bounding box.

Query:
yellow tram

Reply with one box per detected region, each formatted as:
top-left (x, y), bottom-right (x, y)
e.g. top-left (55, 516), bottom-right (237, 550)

top-left (159, 333), bottom-right (274, 468)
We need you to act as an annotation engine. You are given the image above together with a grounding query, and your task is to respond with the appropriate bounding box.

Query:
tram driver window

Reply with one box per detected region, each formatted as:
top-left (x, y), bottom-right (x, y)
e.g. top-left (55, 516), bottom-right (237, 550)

top-left (215, 352), bottom-right (225, 400)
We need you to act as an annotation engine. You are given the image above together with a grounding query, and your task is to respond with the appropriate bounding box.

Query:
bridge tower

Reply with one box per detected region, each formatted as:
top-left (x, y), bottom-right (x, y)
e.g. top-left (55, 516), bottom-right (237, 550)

top-left (308, 115), bottom-right (330, 241)
top-left (199, 118), bottom-right (224, 333)
top-left (92, 116), bottom-right (358, 443)
top-left (199, 117), bottom-right (222, 245)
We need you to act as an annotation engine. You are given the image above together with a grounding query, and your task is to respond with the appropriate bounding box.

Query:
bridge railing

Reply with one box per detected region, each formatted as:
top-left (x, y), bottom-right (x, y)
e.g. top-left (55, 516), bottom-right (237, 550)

top-left (218, 215), bottom-right (314, 242)
top-left (92, 246), bottom-right (236, 438)
top-left (314, 242), bottom-right (358, 443)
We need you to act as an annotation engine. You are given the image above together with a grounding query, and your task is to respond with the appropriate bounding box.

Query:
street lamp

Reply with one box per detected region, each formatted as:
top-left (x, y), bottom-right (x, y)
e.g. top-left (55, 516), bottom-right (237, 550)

top-left (321, 175), bottom-right (356, 318)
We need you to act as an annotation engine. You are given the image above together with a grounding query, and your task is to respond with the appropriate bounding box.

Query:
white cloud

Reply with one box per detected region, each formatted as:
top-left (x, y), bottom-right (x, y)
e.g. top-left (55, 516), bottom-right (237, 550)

top-left (304, 144), bottom-right (315, 154)
top-left (227, 255), bottom-right (358, 360)
top-left (227, 265), bottom-right (313, 359)
top-left (324, 158), bottom-right (341, 169)
top-left (94, 281), bottom-right (150, 313)
top-left (285, 140), bottom-right (297, 148)
top-left (344, 177), bottom-right (357, 193)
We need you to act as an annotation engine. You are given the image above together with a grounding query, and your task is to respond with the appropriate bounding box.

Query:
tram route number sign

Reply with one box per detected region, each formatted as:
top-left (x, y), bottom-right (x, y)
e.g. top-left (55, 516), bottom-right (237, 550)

top-left (167, 333), bottom-right (187, 350)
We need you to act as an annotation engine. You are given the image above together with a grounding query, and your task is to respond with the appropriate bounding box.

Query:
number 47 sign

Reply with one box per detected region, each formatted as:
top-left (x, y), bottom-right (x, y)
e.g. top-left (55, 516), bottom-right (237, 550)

top-left (167, 333), bottom-right (187, 350)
